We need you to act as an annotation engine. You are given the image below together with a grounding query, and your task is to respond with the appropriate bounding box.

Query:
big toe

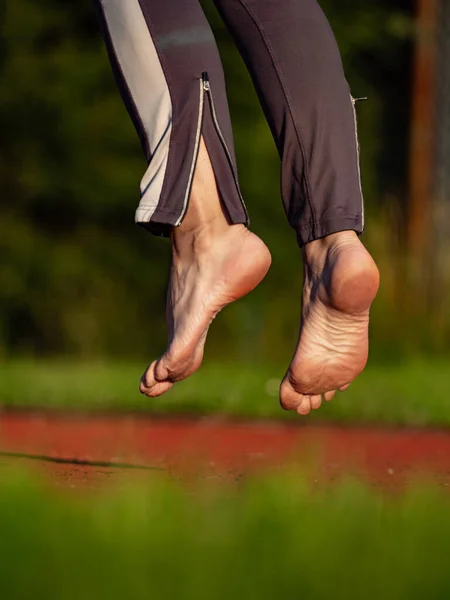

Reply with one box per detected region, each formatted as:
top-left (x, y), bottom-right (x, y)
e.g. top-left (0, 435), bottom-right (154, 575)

top-left (140, 344), bottom-right (205, 398)
top-left (140, 360), bottom-right (174, 397)
top-left (280, 377), bottom-right (310, 413)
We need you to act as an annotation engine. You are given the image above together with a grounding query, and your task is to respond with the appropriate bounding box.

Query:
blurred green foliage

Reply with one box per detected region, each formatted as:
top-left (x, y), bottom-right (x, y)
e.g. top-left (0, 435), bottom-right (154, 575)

top-left (1, 358), bottom-right (450, 427)
top-left (0, 468), bottom-right (449, 598)
top-left (1, 0), bottom-right (427, 362)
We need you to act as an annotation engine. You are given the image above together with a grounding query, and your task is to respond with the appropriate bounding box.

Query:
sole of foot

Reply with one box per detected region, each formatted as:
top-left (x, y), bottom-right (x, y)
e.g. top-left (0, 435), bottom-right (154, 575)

top-left (280, 231), bottom-right (380, 416)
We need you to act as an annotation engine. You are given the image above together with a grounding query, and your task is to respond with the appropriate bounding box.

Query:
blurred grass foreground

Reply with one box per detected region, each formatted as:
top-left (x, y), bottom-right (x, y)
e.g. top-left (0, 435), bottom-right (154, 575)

top-left (0, 469), bottom-right (449, 599)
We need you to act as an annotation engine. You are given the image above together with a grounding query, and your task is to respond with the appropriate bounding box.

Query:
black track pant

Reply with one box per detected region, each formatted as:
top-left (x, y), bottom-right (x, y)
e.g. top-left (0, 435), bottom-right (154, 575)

top-left (94, 0), bottom-right (364, 246)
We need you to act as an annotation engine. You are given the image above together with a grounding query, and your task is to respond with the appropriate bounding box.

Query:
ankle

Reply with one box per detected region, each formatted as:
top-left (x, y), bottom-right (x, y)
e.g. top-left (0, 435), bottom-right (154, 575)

top-left (303, 230), bottom-right (359, 263)
top-left (176, 210), bottom-right (229, 236)
top-left (173, 182), bottom-right (231, 252)
top-left (172, 220), bottom-right (240, 259)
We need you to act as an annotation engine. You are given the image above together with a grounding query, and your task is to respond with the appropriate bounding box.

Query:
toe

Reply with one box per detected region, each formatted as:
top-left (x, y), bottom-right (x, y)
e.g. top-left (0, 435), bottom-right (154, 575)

top-left (280, 379), bottom-right (313, 414)
top-left (155, 346), bottom-right (203, 383)
top-left (280, 375), bottom-right (321, 415)
top-left (310, 394), bottom-right (322, 410)
top-left (140, 361), bottom-right (174, 397)
top-left (143, 380), bottom-right (173, 397)
top-left (154, 355), bottom-right (174, 382)
top-left (296, 396), bottom-right (311, 415)
top-left (324, 390), bottom-right (336, 402)
top-left (339, 384), bottom-right (350, 392)
top-left (140, 360), bottom-right (158, 389)
top-left (280, 379), bottom-right (302, 411)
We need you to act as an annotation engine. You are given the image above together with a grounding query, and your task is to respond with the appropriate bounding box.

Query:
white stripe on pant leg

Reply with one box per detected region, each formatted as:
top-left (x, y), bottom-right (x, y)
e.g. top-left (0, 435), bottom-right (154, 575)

top-left (99, 0), bottom-right (172, 222)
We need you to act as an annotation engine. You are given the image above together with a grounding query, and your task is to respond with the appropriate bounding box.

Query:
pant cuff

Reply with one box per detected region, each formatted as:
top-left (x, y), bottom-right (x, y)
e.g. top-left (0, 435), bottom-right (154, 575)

top-left (295, 216), bottom-right (363, 247)
top-left (136, 208), bottom-right (247, 238)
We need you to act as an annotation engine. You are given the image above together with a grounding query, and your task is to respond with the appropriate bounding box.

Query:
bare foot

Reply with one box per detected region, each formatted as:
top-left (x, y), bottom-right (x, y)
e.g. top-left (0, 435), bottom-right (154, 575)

top-left (280, 231), bottom-right (380, 415)
top-left (140, 140), bottom-right (271, 397)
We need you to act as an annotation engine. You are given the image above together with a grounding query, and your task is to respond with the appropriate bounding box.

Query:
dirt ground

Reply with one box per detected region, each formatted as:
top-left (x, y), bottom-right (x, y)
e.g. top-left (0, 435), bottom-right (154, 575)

top-left (1, 412), bottom-right (450, 490)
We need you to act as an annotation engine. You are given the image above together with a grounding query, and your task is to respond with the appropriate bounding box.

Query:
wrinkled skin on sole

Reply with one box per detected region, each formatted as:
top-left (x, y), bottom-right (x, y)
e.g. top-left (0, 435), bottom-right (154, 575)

top-left (280, 231), bottom-right (380, 415)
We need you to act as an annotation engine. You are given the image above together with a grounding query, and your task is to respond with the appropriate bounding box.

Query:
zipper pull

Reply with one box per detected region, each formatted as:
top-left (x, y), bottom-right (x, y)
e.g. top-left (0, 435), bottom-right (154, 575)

top-left (353, 96), bottom-right (368, 104)
top-left (202, 72), bottom-right (210, 92)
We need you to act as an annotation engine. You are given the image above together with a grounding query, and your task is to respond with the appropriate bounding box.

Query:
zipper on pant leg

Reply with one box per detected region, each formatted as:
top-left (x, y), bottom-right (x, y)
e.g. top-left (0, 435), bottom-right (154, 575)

top-left (201, 72), bottom-right (249, 224)
top-left (351, 94), bottom-right (365, 229)
top-left (175, 78), bottom-right (205, 226)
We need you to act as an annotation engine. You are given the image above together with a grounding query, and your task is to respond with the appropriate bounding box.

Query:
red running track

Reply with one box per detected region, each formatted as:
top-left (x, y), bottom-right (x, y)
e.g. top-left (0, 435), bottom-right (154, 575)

top-left (1, 412), bottom-right (450, 489)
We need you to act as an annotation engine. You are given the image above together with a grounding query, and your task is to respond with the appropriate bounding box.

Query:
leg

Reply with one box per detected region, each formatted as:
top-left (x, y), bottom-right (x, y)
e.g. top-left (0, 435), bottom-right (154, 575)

top-left (214, 0), bottom-right (379, 413)
top-left (93, 0), bottom-right (271, 395)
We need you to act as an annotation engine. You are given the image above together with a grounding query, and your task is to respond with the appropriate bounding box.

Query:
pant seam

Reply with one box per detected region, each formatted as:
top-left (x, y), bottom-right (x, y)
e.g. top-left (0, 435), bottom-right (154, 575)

top-left (238, 0), bottom-right (317, 227)
top-left (296, 216), bottom-right (363, 246)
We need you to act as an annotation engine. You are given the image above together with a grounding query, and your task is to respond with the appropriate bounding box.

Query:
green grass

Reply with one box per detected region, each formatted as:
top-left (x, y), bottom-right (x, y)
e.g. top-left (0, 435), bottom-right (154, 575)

top-left (0, 468), bottom-right (449, 598)
top-left (0, 358), bottom-right (449, 426)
